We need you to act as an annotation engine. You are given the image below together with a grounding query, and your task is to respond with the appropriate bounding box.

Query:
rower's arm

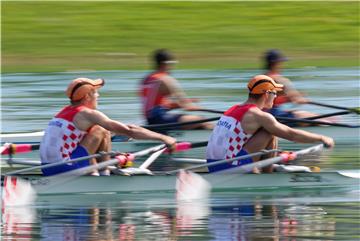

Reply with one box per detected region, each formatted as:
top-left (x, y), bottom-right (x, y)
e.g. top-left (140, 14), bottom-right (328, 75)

top-left (277, 76), bottom-right (308, 104)
top-left (160, 77), bottom-right (199, 109)
top-left (255, 110), bottom-right (334, 146)
top-left (76, 109), bottom-right (176, 146)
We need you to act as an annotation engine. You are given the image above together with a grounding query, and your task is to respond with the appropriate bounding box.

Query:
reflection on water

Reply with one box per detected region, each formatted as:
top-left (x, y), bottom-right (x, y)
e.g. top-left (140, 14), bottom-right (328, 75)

top-left (1, 189), bottom-right (359, 240)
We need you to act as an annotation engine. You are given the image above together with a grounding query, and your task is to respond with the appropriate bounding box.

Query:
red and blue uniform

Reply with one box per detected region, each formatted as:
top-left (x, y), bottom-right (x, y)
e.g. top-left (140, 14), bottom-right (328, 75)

top-left (206, 104), bottom-right (256, 172)
top-left (40, 105), bottom-right (90, 176)
top-left (139, 71), bottom-right (182, 124)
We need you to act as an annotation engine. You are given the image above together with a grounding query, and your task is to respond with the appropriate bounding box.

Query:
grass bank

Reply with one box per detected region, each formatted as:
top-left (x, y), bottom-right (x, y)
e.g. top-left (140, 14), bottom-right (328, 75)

top-left (2, 1), bottom-right (359, 73)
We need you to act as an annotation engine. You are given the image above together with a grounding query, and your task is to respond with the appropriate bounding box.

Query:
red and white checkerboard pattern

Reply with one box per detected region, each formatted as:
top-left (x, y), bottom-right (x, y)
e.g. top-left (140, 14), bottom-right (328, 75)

top-left (58, 120), bottom-right (86, 159)
top-left (225, 121), bottom-right (252, 160)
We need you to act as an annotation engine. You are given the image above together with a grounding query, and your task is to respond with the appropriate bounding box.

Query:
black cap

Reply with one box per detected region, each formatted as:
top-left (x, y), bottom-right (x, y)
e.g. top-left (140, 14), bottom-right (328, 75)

top-left (154, 49), bottom-right (178, 65)
top-left (265, 49), bottom-right (288, 63)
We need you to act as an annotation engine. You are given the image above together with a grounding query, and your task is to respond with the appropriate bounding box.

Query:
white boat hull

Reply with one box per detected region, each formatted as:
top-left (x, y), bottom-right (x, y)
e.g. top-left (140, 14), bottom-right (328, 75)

top-left (5, 171), bottom-right (359, 195)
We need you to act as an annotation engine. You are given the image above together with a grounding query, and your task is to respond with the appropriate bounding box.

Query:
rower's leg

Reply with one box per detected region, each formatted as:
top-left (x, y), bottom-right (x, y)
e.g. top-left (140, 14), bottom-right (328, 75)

top-left (243, 128), bottom-right (277, 173)
top-left (179, 115), bottom-right (213, 129)
top-left (79, 125), bottom-right (112, 174)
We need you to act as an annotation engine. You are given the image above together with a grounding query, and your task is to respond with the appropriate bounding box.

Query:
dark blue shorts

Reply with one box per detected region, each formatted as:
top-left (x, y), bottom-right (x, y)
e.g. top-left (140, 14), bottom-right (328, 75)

top-left (268, 106), bottom-right (295, 118)
top-left (147, 106), bottom-right (182, 125)
top-left (207, 149), bottom-right (253, 173)
top-left (42, 145), bottom-right (90, 176)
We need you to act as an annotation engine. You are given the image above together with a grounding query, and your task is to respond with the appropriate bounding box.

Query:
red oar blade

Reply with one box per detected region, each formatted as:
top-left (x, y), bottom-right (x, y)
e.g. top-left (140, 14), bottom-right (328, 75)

top-left (2, 176), bottom-right (36, 206)
top-left (176, 170), bottom-right (211, 201)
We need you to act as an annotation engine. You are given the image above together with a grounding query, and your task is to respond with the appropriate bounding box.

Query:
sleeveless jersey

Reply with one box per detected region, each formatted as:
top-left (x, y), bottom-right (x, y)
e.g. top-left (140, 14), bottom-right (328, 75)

top-left (140, 71), bottom-right (171, 117)
top-left (206, 104), bottom-right (256, 161)
top-left (40, 105), bottom-right (87, 164)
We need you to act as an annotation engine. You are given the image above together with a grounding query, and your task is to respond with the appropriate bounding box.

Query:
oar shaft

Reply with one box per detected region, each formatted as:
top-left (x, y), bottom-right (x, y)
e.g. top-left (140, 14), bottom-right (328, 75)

top-left (195, 109), bottom-right (223, 114)
top-left (308, 101), bottom-right (356, 112)
top-left (5, 141), bottom-right (206, 176)
top-left (139, 148), bottom-right (166, 169)
top-left (277, 116), bottom-right (359, 128)
top-left (167, 149), bottom-right (279, 174)
top-left (142, 117), bottom-right (219, 130)
top-left (305, 111), bottom-right (350, 120)
top-left (193, 108), bottom-right (359, 128)
top-left (5, 151), bottom-right (120, 175)
top-left (222, 144), bottom-right (324, 174)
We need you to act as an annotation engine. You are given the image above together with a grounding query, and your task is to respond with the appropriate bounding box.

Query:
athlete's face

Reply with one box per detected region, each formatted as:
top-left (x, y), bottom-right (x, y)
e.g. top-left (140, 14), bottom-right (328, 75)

top-left (86, 90), bottom-right (99, 109)
top-left (264, 90), bottom-right (277, 109)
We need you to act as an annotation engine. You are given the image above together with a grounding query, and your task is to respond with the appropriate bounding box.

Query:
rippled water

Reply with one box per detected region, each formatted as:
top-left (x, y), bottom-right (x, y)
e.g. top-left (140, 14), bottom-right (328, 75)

top-left (1, 68), bottom-right (360, 240)
top-left (2, 189), bottom-right (359, 240)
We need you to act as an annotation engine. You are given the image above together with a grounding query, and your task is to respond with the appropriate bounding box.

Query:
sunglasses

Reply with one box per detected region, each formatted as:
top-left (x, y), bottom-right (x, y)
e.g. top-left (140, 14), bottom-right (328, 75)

top-left (266, 91), bottom-right (277, 96)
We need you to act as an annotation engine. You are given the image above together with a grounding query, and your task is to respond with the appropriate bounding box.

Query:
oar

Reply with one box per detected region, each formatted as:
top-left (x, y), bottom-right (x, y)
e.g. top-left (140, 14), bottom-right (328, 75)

top-left (308, 101), bottom-right (360, 114)
top-left (4, 150), bottom-right (124, 176)
top-left (2, 144), bottom-right (167, 206)
top-left (139, 148), bottom-right (167, 170)
top-left (192, 108), bottom-right (223, 114)
top-left (304, 111), bottom-right (351, 120)
top-left (2, 140), bottom-right (210, 206)
top-left (192, 108), bottom-right (359, 128)
top-left (276, 116), bottom-right (359, 128)
top-left (142, 117), bottom-right (219, 131)
top-left (4, 141), bottom-right (208, 176)
top-left (1, 143), bottom-right (40, 155)
top-left (219, 144), bottom-right (324, 174)
top-left (175, 144), bottom-right (325, 200)
top-left (167, 148), bottom-right (279, 174)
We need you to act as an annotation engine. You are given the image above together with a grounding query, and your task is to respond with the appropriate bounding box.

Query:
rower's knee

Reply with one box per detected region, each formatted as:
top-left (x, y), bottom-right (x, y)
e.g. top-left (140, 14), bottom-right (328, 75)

top-left (254, 128), bottom-right (274, 141)
top-left (88, 125), bottom-right (110, 140)
top-left (243, 128), bottom-right (276, 152)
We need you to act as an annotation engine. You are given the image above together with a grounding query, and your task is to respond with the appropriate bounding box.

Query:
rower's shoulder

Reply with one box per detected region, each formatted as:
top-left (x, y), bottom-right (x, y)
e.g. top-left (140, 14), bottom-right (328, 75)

top-left (273, 75), bottom-right (292, 86)
top-left (247, 107), bottom-right (276, 121)
top-left (76, 107), bottom-right (104, 119)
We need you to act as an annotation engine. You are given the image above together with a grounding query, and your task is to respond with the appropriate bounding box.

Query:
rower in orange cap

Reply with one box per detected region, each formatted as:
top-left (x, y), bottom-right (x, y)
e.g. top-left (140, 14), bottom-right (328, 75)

top-left (40, 77), bottom-right (176, 176)
top-left (206, 75), bottom-right (334, 173)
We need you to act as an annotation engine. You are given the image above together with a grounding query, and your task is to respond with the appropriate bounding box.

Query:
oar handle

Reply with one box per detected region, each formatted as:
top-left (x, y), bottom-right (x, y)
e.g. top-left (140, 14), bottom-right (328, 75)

top-left (165, 141), bottom-right (208, 153)
top-left (1, 143), bottom-right (40, 155)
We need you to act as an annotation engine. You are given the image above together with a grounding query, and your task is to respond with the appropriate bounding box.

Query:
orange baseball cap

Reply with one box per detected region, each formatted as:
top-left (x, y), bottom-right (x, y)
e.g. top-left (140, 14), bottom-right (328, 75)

top-left (66, 77), bottom-right (105, 101)
top-left (247, 75), bottom-right (283, 94)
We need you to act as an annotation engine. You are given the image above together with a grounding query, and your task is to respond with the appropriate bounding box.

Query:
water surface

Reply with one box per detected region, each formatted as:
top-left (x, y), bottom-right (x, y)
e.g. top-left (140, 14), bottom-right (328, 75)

top-left (1, 68), bottom-right (359, 240)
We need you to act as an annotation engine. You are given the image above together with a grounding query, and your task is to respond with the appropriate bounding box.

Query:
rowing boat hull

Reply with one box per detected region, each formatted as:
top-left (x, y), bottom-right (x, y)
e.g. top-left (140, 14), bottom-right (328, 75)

top-left (5, 171), bottom-right (359, 195)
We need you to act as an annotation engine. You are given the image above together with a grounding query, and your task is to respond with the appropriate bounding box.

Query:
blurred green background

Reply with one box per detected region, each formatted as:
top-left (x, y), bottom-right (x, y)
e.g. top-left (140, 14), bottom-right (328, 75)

top-left (2, 1), bottom-right (359, 73)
